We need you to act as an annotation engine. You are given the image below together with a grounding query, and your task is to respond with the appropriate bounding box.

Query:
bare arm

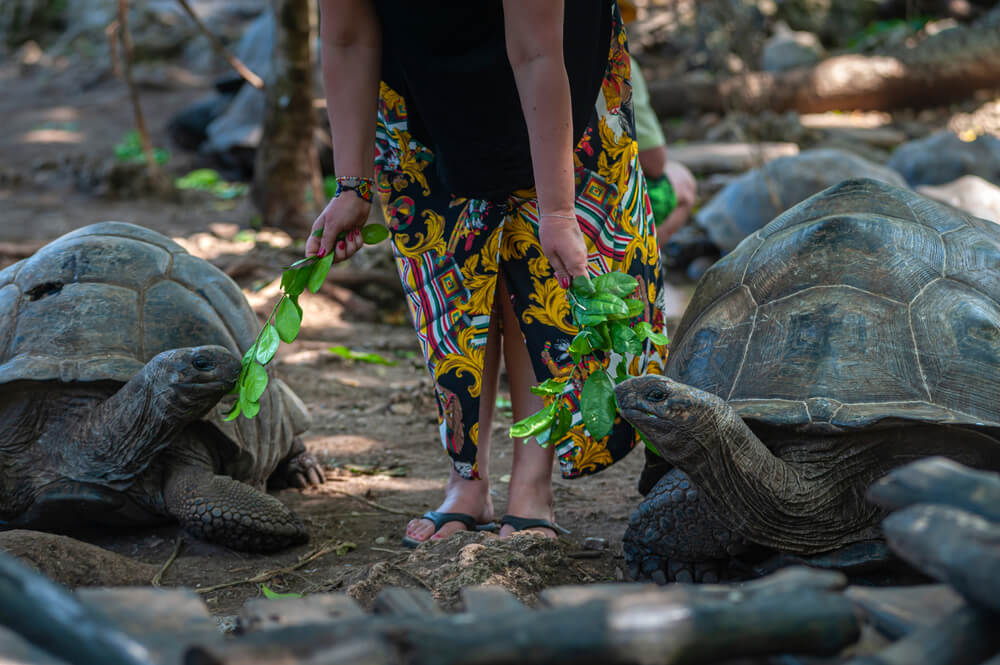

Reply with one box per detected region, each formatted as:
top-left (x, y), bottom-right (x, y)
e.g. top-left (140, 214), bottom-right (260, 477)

top-left (503, 0), bottom-right (588, 282)
top-left (307, 0), bottom-right (382, 261)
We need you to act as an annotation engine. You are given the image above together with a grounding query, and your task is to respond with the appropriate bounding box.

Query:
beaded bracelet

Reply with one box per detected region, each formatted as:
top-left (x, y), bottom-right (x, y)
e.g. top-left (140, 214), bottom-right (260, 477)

top-left (333, 176), bottom-right (374, 203)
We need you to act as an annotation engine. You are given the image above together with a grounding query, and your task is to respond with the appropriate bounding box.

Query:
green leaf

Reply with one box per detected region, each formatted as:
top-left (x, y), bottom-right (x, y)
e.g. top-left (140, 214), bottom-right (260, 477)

top-left (279, 265), bottom-right (307, 298)
top-left (648, 330), bottom-right (670, 345)
top-left (529, 377), bottom-right (569, 396)
top-left (275, 297), bottom-right (302, 343)
top-left (284, 256), bottom-right (319, 271)
top-left (261, 584), bottom-right (303, 600)
top-left (223, 400), bottom-right (241, 421)
top-left (568, 330), bottom-right (594, 358)
top-left (361, 224), bottom-right (390, 244)
top-left (639, 432), bottom-right (661, 456)
top-left (255, 325), bottom-right (280, 365)
top-left (548, 405), bottom-right (573, 444)
top-left (610, 321), bottom-right (643, 356)
top-left (580, 371), bottom-right (616, 440)
top-left (615, 362), bottom-right (628, 384)
top-left (240, 391), bottom-right (261, 418)
top-left (624, 298), bottom-right (645, 318)
top-left (633, 321), bottom-right (669, 345)
top-left (307, 252), bottom-right (335, 293)
top-left (578, 293), bottom-right (630, 319)
top-left (510, 401), bottom-right (557, 439)
top-left (571, 274), bottom-right (596, 297)
top-left (593, 272), bottom-right (639, 298)
top-left (329, 345), bottom-right (398, 366)
top-left (175, 168), bottom-right (219, 190)
top-left (242, 361), bottom-right (269, 402)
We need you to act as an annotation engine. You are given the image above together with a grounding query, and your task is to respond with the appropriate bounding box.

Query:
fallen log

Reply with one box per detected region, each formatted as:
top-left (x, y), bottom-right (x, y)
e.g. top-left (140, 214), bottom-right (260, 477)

top-left (649, 9), bottom-right (1000, 115)
top-left (185, 586), bottom-right (859, 665)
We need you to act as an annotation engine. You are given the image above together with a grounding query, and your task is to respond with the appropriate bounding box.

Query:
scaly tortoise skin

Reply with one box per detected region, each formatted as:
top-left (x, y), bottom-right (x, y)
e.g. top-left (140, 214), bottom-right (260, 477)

top-left (618, 178), bottom-right (1000, 582)
top-left (0, 222), bottom-right (323, 551)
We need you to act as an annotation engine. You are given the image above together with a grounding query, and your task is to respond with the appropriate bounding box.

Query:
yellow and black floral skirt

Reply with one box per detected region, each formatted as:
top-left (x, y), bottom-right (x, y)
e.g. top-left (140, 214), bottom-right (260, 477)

top-left (373, 20), bottom-right (668, 480)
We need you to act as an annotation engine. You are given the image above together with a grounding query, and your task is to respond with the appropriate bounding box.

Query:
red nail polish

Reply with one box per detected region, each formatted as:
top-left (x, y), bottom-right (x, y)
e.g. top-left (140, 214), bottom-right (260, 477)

top-left (338, 241), bottom-right (346, 250)
top-left (560, 276), bottom-right (569, 289)
top-left (317, 247), bottom-right (327, 258)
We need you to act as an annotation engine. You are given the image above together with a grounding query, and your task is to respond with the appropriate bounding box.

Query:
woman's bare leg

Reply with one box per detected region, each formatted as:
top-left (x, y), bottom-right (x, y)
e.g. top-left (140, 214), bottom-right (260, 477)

top-left (497, 278), bottom-right (558, 538)
top-left (403, 293), bottom-right (501, 543)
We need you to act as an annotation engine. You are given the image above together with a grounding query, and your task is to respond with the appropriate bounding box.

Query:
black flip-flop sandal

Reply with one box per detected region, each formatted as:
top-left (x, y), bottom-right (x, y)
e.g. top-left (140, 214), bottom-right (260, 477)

top-left (401, 511), bottom-right (498, 548)
top-left (499, 514), bottom-right (571, 536)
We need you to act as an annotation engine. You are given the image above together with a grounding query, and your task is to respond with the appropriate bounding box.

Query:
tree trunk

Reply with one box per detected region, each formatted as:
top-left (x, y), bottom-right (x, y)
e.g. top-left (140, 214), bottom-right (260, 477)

top-left (252, 0), bottom-right (316, 233)
top-left (649, 8), bottom-right (1000, 116)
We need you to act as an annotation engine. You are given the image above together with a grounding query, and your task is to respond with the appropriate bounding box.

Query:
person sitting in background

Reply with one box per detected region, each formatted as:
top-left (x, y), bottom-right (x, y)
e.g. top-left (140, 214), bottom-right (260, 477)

top-left (620, 0), bottom-right (697, 246)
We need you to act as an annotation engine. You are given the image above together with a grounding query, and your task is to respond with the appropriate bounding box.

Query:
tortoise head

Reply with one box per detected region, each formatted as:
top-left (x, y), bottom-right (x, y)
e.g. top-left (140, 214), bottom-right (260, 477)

top-left (146, 345), bottom-right (241, 420)
top-left (615, 375), bottom-right (729, 464)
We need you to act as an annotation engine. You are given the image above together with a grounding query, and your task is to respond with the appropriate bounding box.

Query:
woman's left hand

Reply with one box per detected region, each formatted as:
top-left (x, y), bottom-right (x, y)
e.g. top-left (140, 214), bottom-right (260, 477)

top-left (539, 213), bottom-right (588, 288)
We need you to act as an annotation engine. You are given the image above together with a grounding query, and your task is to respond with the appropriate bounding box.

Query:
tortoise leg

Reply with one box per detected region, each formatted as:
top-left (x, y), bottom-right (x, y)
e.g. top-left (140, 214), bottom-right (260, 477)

top-left (267, 437), bottom-right (325, 490)
top-left (163, 465), bottom-right (308, 552)
top-left (623, 468), bottom-right (750, 583)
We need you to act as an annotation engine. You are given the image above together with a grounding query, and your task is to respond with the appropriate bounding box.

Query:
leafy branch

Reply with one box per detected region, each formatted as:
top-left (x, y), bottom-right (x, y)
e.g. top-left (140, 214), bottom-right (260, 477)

top-left (509, 273), bottom-right (669, 451)
top-left (226, 224), bottom-right (390, 420)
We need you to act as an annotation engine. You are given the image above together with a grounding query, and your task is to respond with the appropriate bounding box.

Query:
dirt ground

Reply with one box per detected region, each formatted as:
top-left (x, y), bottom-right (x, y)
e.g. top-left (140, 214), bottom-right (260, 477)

top-left (0, 51), bottom-right (669, 617)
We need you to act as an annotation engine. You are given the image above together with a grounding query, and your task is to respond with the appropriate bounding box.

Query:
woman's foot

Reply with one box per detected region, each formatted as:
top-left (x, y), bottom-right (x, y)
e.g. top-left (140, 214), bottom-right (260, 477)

top-left (499, 474), bottom-right (557, 539)
top-left (404, 470), bottom-right (494, 545)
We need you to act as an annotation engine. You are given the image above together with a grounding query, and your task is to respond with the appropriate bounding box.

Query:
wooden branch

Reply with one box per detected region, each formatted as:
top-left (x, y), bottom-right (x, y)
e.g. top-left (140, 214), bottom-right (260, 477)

top-left (184, 587), bottom-right (859, 665)
top-left (116, 0), bottom-right (159, 177)
top-left (195, 539), bottom-right (354, 594)
top-left (174, 0), bottom-right (263, 89)
top-left (0, 551), bottom-right (152, 665)
top-left (649, 9), bottom-right (1000, 115)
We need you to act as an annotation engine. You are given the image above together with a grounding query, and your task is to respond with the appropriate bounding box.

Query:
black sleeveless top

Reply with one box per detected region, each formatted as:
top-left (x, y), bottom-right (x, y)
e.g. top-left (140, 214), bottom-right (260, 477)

top-left (373, 1), bottom-right (613, 200)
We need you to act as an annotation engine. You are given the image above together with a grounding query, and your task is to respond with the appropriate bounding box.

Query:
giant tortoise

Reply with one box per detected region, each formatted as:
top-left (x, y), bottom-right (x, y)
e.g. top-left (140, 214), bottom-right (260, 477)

top-left (0, 222), bottom-right (323, 551)
top-left (618, 178), bottom-right (1000, 582)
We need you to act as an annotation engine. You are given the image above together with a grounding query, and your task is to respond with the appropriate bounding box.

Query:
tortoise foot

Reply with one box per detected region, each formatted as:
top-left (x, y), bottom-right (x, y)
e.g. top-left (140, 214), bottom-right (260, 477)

top-left (268, 438), bottom-right (325, 490)
top-left (165, 467), bottom-right (308, 552)
top-left (624, 539), bottom-right (733, 584)
top-left (625, 468), bottom-right (752, 583)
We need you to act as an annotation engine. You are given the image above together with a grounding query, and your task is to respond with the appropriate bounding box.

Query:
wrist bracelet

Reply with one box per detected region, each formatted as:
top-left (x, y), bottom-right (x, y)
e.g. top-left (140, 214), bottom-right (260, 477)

top-left (539, 213), bottom-right (577, 221)
top-left (334, 176), bottom-right (374, 204)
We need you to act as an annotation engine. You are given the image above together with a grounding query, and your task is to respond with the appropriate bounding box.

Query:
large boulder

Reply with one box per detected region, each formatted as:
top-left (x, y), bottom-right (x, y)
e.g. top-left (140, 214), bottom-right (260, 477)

top-left (889, 131), bottom-right (1000, 188)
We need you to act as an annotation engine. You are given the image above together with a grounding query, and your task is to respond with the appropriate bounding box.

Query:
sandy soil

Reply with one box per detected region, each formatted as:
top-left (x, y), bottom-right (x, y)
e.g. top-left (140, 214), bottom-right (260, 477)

top-left (0, 52), bottom-right (655, 616)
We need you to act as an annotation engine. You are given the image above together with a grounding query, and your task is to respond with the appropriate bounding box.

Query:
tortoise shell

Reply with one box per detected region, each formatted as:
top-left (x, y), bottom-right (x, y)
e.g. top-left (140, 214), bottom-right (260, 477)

top-left (668, 178), bottom-right (1000, 432)
top-left (0, 222), bottom-right (304, 486)
top-left (694, 149), bottom-right (907, 254)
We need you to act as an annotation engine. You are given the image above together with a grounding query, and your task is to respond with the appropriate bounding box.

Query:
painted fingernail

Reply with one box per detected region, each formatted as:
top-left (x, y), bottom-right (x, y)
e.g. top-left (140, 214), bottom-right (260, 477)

top-left (559, 276), bottom-right (569, 289)
top-left (337, 240), bottom-right (346, 250)
top-left (317, 247), bottom-right (327, 258)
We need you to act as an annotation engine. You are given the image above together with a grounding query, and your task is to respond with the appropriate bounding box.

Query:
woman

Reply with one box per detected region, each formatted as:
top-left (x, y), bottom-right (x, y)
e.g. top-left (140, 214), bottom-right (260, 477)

top-left (307, 0), bottom-right (669, 545)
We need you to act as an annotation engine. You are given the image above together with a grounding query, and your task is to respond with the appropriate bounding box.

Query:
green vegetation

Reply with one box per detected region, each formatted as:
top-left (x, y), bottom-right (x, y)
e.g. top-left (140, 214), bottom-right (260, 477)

top-left (510, 273), bottom-right (668, 452)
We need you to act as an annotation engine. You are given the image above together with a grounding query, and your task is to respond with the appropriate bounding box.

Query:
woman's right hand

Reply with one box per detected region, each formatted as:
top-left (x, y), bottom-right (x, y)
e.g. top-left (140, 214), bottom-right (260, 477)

top-left (305, 194), bottom-right (371, 263)
top-left (539, 213), bottom-right (589, 288)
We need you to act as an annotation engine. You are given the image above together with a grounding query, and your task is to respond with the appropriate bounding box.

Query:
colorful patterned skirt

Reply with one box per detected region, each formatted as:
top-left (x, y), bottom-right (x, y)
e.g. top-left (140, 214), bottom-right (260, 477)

top-left (373, 13), bottom-right (669, 480)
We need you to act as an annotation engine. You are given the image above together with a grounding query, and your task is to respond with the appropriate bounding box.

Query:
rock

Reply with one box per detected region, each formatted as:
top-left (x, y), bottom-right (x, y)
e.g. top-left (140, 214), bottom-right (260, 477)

top-left (664, 142), bottom-right (800, 175)
top-left (761, 23), bottom-right (824, 72)
top-left (691, 148), bottom-right (906, 254)
top-left (917, 175), bottom-right (1000, 222)
top-left (888, 131), bottom-right (1000, 188)
top-left (0, 530), bottom-right (158, 587)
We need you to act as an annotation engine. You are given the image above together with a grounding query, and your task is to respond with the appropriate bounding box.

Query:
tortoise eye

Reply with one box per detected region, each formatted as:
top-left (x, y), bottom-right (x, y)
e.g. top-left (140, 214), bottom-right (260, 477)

top-left (646, 387), bottom-right (668, 402)
top-left (192, 355), bottom-right (215, 371)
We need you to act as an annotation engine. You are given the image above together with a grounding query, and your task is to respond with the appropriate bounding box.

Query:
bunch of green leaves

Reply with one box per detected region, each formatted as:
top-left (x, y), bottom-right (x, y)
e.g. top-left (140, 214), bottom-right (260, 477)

top-left (226, 224), bottom-right (391, 420)
top-left (175, 168), bottom-right (248, 199)
top-left (509, 272), bottom-right (668, 448)
top-left (113, 130), bottom-right (169, 165)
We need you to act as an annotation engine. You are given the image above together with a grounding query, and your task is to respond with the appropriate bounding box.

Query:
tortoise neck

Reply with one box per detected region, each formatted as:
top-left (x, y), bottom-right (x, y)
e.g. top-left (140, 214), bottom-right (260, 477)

top-left (68, 367), bottom-right (189, 490)
top-left (675, 406), bottom-right (870, 554)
